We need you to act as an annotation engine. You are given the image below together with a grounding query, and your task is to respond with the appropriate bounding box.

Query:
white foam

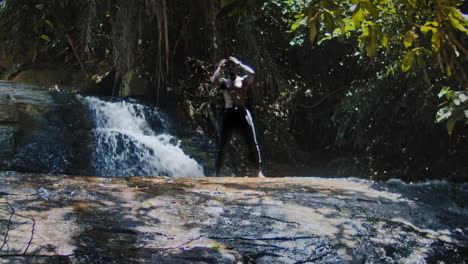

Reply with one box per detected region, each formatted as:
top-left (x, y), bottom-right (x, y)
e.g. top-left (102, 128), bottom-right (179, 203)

top-left (79, 96), bottom-right (205, 178)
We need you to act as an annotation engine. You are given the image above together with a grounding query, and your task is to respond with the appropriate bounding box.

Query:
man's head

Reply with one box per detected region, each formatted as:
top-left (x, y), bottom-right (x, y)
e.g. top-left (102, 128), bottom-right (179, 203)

top-left (224, 59), bottom-right (238, 79)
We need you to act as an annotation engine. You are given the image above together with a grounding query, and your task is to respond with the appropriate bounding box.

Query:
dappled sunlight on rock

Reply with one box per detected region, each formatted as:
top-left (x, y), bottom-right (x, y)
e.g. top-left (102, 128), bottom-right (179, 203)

top-left (0, 173), bottom-right (466, 263)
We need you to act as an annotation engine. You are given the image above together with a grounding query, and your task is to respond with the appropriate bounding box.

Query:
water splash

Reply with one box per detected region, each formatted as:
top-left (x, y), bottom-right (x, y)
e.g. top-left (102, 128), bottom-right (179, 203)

top-left (78, 96), bottom-right (205, 177)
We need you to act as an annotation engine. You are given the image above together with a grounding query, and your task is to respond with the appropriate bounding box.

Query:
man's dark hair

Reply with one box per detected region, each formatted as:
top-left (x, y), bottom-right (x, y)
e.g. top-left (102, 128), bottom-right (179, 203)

top-left (225, 59), bottom-right (236, 65)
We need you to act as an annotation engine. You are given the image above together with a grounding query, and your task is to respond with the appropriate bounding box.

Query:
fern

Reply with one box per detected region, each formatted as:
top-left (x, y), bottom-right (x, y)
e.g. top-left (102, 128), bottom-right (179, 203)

top-left (77, 0), bottom-right (97, 56)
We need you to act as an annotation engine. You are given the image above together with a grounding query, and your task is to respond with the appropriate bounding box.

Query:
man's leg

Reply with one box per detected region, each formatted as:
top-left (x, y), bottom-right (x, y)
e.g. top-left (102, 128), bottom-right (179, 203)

top-left (240, 109), bottom-right (263, 177)
top-left (215, 111), bottom-right (233, 176)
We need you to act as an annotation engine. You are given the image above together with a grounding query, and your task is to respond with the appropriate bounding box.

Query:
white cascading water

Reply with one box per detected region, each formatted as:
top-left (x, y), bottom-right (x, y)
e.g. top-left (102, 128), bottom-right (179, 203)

top-left (78, 96), bottom-right (205, 177)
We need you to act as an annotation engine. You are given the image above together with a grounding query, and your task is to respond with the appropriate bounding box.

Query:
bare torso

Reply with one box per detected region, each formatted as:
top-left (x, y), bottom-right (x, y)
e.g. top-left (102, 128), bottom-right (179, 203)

top-left (221, 76), bottom-right (248, 108)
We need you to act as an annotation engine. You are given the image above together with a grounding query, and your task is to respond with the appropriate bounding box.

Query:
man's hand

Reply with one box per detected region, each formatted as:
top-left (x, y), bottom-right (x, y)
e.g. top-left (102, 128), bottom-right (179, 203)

top-left (228, 56), bottom-right (241, 65)
top-left (218, 59), bottom-right (227, 69)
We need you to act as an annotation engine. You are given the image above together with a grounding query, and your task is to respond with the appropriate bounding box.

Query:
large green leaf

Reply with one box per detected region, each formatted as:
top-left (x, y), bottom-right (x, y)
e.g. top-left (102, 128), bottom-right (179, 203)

top-left (420, 26), bottom-right (436, 34)
top-left (401, 49), bottom-right (417, 71)
top-left (352, 4), bottom-right (365, 28)
top-left (403, 30), bottom-right (418, 48)
top-left (448, 8), bottom-right (468, 34)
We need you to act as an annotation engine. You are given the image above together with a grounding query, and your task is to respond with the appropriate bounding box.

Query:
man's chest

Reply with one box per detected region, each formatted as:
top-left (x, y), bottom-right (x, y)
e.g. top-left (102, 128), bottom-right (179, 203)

top-left (223, 78), bottom-right (243, 90)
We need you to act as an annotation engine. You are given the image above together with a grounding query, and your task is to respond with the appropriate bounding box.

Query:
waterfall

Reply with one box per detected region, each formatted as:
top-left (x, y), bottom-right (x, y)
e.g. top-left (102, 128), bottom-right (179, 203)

top-left (78, 96), bottom-right (205, 177)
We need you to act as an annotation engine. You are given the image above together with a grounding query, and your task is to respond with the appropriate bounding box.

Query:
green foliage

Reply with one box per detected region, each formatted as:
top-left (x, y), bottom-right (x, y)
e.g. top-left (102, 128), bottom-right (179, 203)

top-left (332, 71), bottom-right (439, 153)
top-left (273, 0), bottom-right (467, 134)
top-left (436, 88), bottom-right (468, 135)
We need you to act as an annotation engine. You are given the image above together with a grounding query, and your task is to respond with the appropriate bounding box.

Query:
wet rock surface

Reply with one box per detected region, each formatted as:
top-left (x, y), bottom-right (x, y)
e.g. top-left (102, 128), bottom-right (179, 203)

top-left (0, 173), bottom-right (466, 263)
top-left (0, 81), bottom-right (93, 174)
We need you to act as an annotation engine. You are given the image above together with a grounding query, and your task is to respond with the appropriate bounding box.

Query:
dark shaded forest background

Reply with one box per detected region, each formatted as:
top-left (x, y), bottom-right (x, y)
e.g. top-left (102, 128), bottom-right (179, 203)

top-left (0, 0), bottom-right (466, 181)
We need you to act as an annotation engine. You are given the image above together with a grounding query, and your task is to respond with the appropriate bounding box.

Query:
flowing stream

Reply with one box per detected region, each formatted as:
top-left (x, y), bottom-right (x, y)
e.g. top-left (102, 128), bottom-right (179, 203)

top-left (78, 96), bottom-right (205, 177)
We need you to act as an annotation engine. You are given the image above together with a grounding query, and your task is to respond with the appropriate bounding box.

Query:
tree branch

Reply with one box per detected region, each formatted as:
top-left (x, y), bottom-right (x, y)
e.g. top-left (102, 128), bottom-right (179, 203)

top-left (0, 202), bottom-right (15, 252)
top-left (65, 34), bottom-right (91, 78)
top-left (448, 30), bottom-right (468, 56)
top-left (22, 217), bottom-right (35, 255)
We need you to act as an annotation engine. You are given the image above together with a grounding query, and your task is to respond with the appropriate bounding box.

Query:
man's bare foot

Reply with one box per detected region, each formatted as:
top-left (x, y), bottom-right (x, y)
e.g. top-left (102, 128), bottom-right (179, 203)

top-left (257, 171), bottom-right (266, 178)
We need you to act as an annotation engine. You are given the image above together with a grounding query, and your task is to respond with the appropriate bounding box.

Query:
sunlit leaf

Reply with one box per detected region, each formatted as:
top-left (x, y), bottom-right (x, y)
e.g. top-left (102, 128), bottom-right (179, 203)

top-left (446, 63), bottom-right (452, 77)
top-left (403, 30), bottom-right (418, 48)
top-left (40, 35), bottom-right (50, 41)
top-left (401, 49), bottom-right (416, 71)
top-left (291, 22), bottom-right (301, 31)
top-left (35, 4), bottom-right (44, 10)
top-left (44, 19), bottom-right (54, 28)
top-left (448, 9), bottom-right (468, 34)
top-left (294, 13), bottom-right (304, 19)
top-left (438, 86), bottom-right (451, 98)
top-left (381, 34), bottom-right (389, 48)
top-left (352, 4), bottom-right (365, 28)
top-left (431, 31), bottom-right (440, 51)
top-left (436, 106), bottom-right (451, 122)
top-left (362, 24), bottom-right (370, 37)
top-left (420, 25), bottom-right (436, 34)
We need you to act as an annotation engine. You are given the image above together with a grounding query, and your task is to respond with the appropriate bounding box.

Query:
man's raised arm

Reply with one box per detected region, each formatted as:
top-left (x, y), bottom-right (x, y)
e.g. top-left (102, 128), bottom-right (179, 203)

top-left (211, 59), bottom-right (226, 89)
top-left (229, 56), bottom-right (255, 86)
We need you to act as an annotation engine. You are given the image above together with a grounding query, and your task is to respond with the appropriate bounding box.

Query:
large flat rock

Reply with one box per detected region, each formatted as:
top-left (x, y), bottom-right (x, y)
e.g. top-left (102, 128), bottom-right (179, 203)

top-left (0, 173), bottom-right (466, 263)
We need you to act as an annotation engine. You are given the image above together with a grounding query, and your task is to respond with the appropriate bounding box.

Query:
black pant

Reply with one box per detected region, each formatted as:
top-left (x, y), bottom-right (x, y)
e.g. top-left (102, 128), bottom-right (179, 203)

top-left (215, 107), bottom-right (261, 176)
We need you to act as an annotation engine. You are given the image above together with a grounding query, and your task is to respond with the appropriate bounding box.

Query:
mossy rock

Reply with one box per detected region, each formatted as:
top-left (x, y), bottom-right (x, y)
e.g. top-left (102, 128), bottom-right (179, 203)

top-left (11, 68), bottom-right (96, 93)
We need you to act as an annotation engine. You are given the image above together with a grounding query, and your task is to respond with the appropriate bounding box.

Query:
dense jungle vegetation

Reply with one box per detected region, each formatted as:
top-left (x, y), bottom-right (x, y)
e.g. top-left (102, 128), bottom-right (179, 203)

top-left (0, 0), bottom-right (467, 181)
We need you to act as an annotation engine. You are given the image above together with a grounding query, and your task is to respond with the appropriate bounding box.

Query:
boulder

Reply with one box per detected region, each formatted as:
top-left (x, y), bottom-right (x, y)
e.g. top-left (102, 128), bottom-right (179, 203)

top-left (0, 81), bottom-right (93, 174)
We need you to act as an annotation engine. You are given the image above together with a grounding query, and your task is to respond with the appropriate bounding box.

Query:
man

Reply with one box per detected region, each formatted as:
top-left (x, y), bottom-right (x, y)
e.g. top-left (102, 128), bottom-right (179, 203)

top-left (211, 56), bottom-right (264, 177)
